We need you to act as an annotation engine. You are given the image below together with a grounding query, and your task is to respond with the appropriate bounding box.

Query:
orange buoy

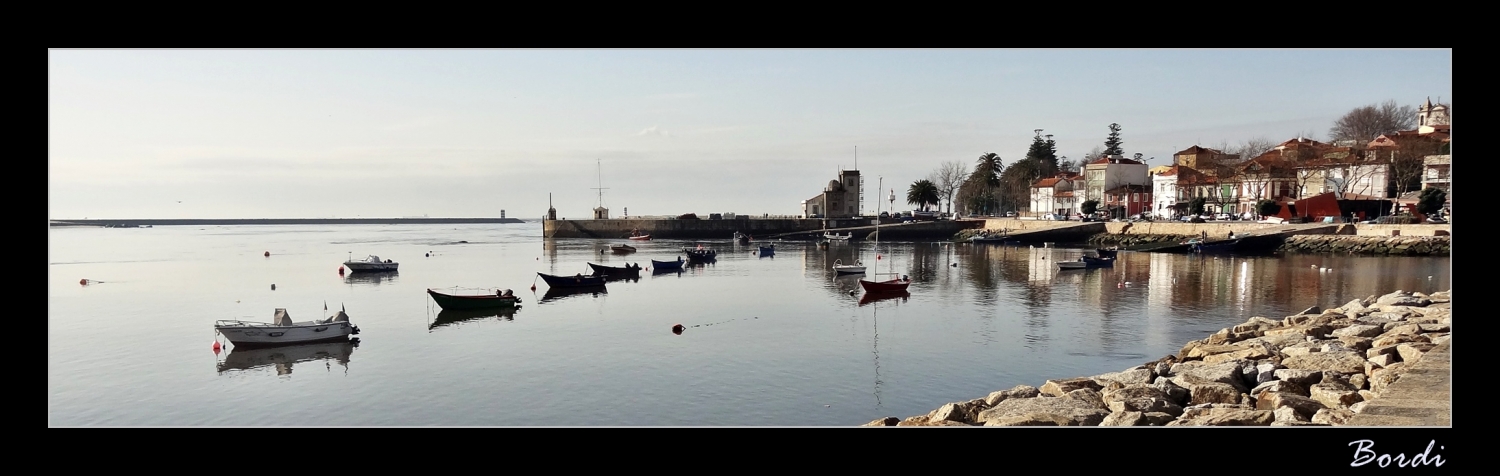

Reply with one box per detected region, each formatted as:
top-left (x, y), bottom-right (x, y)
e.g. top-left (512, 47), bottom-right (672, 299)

top-left (672, 324), bottom-right (685, 335)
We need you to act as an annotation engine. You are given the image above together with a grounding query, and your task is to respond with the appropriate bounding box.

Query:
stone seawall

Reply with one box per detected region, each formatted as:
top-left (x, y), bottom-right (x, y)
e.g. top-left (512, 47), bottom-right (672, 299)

top-left (1277, 235), bottom-right (1451, 256)
top-left (863, 289), bottom-right (1452, 427)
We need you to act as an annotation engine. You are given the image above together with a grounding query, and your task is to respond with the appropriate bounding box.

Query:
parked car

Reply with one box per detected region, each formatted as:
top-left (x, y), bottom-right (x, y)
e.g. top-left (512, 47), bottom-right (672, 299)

top-left (1214, 213), bottom-right (1230, 221)
top-left (1004, 211), bottom-right (1017, 217)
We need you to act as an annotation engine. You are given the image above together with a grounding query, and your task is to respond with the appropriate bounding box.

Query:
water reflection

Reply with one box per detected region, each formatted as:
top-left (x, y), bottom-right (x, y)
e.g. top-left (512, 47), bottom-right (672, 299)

top-left (344, 271), bottom-right (398, 286)
top-left (429, 306), bottom-right (519, 331)
top-left (217, 339), bottom-right (357, 376)
top-left (538, 285), bottom-right (608, 303)
top-left (858, 290), bottom-right (910, 307)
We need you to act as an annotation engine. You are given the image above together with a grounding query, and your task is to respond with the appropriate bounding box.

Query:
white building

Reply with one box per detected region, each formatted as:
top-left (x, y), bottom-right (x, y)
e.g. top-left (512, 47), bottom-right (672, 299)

top-left (1083, 155), bottom-right (1149, 216)
top-left (1152, 167), bottom-right (1179, 219)
top-left (1030, 174), bottom-right (1081, 217)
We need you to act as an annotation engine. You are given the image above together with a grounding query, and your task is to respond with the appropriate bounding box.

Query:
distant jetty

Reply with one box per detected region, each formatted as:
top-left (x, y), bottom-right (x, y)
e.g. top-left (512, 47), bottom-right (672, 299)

top-left (49, 217), bottom-right (525, 227)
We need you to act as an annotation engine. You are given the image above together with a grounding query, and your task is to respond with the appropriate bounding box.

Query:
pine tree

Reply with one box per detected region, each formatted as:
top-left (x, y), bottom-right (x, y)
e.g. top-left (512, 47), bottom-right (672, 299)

top-left (1103, 123), bottom-right (1123, 156)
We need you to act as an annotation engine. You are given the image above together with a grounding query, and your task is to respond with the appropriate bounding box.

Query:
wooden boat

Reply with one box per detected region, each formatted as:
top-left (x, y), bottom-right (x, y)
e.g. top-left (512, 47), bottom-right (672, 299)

top-left (537, 272), bottom-right (608, 288)
top-left (970, 235), bottom-right (1009, 244)
top-left (757, 244), bottom-right (775, 256)
top-left (832, 259), bottom-right (865, 274)
top-left (426, 288), bottom-right (521, 310)
top-left (627, 229), bottom-right (651, 241)
top-left (859, 275), bottom-right (910, 294)
top-left (652, 257), bottom-right (685, 270)
top-left (215, 307), bottom-right (360, 348)
top-left (611, 244), bottom-right (637, 254)
top-left (1082, 255), bottom-right (1115, 267)
top-left (734, 231), bottom-right (751, 244)
top-left (343, 255), bottom-right (398, 273)
top-left (588, 262), bottom-right (641, 278)
top-left (682, 246), bottom-right (717, 262)
top-left (1192, 239), bottom-right (1240, 254)
top-left (1094, 247), bottom-right (1119, 258)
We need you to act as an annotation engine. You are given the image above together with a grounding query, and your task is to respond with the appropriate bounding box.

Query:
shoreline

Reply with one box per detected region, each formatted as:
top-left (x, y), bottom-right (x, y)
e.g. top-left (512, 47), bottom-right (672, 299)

top-left (864, 289), bottom-right (1452, 426)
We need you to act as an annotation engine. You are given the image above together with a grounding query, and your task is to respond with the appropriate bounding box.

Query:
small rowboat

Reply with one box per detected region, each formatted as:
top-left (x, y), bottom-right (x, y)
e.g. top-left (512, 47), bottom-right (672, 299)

top-left (651, 257), bottom-right (685, 270)
top-left (611, 244), bottom-right (637, 254)
top-left (833, 259), bottom-right (865, 274)
top-left (859, 276), bottom-right (910, 294)
top-left (427, 288), bottom-right (521, 310)
top-left (627, 229), bottom-right (652, 241)
top-left (537, 272), bottom-right (608, 288)
top-left (683, 246), bottom-right (717, 262)
top-left (758, 244), bottom-right (775, 256)
top-left (588, 262), bottom-right (641, 278)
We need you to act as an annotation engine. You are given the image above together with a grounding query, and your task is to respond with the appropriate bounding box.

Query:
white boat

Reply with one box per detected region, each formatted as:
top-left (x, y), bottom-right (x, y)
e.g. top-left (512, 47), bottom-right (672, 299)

top-left (1057, 260), bottom-right (1087, 269)
top-left (344, 255), bottom-right (398, 272)
top-left (215, 308), bottom-right (360, 347)
top-left (833, 258), bottom-right (866, 274)
top-left (824, 232), bottom-right (852, 241)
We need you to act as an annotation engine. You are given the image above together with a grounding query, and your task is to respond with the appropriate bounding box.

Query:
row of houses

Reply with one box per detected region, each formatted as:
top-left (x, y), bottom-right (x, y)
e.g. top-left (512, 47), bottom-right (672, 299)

top-left (1030, 98), bottom-right (1452, 219)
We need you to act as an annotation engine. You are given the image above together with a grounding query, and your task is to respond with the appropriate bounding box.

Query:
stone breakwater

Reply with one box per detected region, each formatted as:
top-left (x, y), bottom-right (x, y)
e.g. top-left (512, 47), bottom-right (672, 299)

top-left (1277, 235), bottom-right (1450, 256)
top-left (1086, 233), bottom-right (1196, 248)
top-left (862, 289), bottom-right (1451, 427)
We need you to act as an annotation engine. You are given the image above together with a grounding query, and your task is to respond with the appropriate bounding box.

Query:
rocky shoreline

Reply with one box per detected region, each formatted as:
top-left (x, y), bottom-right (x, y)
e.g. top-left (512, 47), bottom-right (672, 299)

top-left (862, 289), bottom-right (1451, 426)
top-left (1277, 235), bottom-right (1450, 256)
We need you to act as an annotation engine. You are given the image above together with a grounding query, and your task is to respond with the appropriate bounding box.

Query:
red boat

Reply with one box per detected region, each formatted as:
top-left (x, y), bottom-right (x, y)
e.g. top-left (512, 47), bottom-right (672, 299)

top-left (859, 275), bottom-right (910, 294)
top-left (627, 229), bottom-right (651, 241)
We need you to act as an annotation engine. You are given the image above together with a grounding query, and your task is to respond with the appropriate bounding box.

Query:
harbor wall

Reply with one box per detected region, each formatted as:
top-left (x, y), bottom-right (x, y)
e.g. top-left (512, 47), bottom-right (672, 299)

top-left (543, 218), bottom-right (976, 240)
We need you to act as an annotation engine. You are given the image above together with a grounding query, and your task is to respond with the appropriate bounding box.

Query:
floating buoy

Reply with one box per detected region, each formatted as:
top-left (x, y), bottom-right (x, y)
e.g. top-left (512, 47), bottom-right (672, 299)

top-left (877, 254), bottom-right (881, 260)
top-left (951, 263), bottom-right (957, 267)
top-left (271, 284), bottom-right (276, 290)
top-left (426, 253), bottom-right (430, 257)
top-left (212, 341), bottom-right (222, 352)
top-left (79, 279), bottom-right (88, 286)
top-left (672, 324), bottom-right (685, 335)
top-left (264, 251), bottom-right (270, 257)
top-left (530, 284), bottom-right (536, 291)
top-left (338, 266), bottom-right (345, 275)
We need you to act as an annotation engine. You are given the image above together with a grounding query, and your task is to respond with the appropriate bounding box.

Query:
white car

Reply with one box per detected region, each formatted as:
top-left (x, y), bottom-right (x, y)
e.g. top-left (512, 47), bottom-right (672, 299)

top-left (1214, 213), bottom-right (1230, 220)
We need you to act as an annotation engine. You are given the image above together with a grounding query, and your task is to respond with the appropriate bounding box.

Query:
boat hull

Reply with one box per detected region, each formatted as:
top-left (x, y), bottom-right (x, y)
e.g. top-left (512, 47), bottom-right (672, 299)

top-left (588, 262), bottom-right (641, 277)
top-left (427, 289), bottom-right (520, 310)
top-left (538, 272), bottom-right (608, 288)
top-left (344, 262), bottom-right (399, 272)
top-left (629, 235), bottom-right (652, 241)
top-left (651, 259), bottom-right (685, 270)
top-left (859, 279), bottom-right (910, 293)
top-left (215, 321), bottom-right (357, 347)
top-left (611, 245), bottom-right (636, 254)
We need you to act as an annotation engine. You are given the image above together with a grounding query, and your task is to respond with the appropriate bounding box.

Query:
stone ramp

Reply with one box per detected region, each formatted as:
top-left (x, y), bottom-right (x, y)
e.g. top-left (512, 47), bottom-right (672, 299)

top-left (1346, 340), bottom-right (1451, 426)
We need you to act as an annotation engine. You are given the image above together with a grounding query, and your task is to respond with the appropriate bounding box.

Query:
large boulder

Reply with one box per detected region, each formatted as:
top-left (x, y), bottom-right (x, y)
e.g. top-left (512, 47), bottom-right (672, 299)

top-left (984, 385), bottom-right (1040, 406)
top-left (1092, 367), bottom-right (1156, 386)
top-left (1187, 382), bottom-right (1243, 405)
top-left (1397, 343), bottom-right (1437, 364)
top-left (1039, 377), bottom-right (1103, 397)
top-left (976, 396), bottom-right (1110, 426)
top-left (1255, 392), bottom-right (1326, 420)
top-left (1170, 360), bottom-right (1251, 392)
top-left (1309, 382), bottom-right (1364, 408)
top-left (1281, 351), bottom-right (1366, 375)
top-left (1331, 324), bottom-right (1383, 338)
top-left (863, 417), bottom-right (899, 426)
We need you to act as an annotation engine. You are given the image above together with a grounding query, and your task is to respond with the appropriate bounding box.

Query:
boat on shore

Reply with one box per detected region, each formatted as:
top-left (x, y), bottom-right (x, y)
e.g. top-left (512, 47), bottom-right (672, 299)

top-left (537, 272), bottom-right (608, 288)
top-left (426, 288), bottom-right (521, 311)
top-left (343, 255), bottom-right (398, 273)
top-left (215, 307), bottom-right (360, 348)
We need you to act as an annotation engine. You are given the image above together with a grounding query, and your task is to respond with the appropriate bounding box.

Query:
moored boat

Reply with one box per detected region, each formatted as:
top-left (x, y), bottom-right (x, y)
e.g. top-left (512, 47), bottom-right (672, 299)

top-left (683, 246), bottom-right (717, 262)
top-left (758, 244), bottom-right (775, 256)
top-left (611, 244), bottom-right (637, 254)
top-left (215, 307), bottom-right (360, 347)
top-left (652, 257), bottom-right (685, 270)
top-left (344, 255), bottom-right (398, 273)
top-left (588, 262), bottom-right (641, 278)
top-left (426, 288), bottom-right (521, 310)
top-left (537, 272), bottom-right (608, 288)
top-left (859, 275), bottom-right (910, 294)
top-left (824, 232), bottom-right (852, 241)
top-left (833, 259), bottom-right (865, 274)
top-left (627, 229), bottom-right (652, 241)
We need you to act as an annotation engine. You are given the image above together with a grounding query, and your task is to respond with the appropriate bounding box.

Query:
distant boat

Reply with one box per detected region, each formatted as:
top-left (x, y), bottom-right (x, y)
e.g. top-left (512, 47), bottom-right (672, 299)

top-left (683, 246), bottom-right (717, 263)
top-left (426, 288), bottom-right (521, 311)
top-left (833, 259), bottom-right (865, 274)
top-left (537, 272), bottom-right (608, 288)
top-left (824, 232), bottom-right (852, 241)
top-left (611, 244), bottom-right (637, 254)
top-left (734, 231), bottom-right (751, 245)
top-left (344, 255), bottom-right (398, 273)
top-left (758, 244), bottom-right (775, 256)
top-left (588, 262), bottom-right (641, 278)
top-left (859, 276), bottom-right (910, 294)
top-left (627, 229), bottom-right (652, 241)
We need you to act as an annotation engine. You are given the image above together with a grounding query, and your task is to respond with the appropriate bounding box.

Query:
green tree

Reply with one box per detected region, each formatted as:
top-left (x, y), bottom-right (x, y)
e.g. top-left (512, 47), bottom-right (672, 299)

top-left (1103, 123), bottom-right (1124, 156)
top-left (1081, 200), bottom-right (1099, 215)
top-left (1025, 130), bottom-right (1060, 177)
top-left (997, 157), bottom-right (1039, 213)
top-left (1256, 199), bottom-right (1280, 218)
top-left (956, 153), bottom-right (1004, 215)
top-left (907, 180), bottom-right (940, 212)
top-left (1417, 188), bottom-right (1446, 216)
top-left (1188, 197), bottom-right (1207, 216)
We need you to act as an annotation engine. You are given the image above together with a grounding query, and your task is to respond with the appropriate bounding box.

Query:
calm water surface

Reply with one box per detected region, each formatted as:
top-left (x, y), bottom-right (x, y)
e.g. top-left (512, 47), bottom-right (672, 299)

top-left (48, 221), bottom-right (1451, 426)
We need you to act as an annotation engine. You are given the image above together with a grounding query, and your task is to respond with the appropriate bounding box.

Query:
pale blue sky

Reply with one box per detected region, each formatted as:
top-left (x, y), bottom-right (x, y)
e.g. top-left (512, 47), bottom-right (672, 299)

top-left (48, 49), bottom-right (1452, 219)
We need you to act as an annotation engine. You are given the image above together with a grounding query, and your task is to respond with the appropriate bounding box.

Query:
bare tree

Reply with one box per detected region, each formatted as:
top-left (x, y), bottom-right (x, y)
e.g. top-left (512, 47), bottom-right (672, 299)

top-left (1329, 100), bottom-right (1417, 143)
top-left (927, 160), bottom-right (969, 216)
top-left (1082, 145), bottom-right (1106, 162)
top-left (1230, 137), bottom-right (1275, 164)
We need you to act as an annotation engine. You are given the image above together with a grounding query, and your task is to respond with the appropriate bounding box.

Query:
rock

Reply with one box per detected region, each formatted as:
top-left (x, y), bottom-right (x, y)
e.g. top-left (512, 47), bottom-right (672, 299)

top-left (1348, 373), bottom-right (1368, 390)
top-left (1170, 360), bottom-right (1251, 392)
top-left (984, 385), bottom-right (1040, 406)
top-left (1273, 406), bottom-right (1306, 423)
top-left (1254, 362), bottom-right (1284, 384)
top-left (1196, 410), bottom-right (1275, 426)
top-left (1232, 316), bottom-right (1282, 334)
top-left (1256, 392), bottom-right (1326, 419)
top-left (1368, 353), bottom-right (1400, 368)
top-left (1140, 412), bottom-right (1177, 426)
top-left (1372, 333), bottom-right (1419, 348)
top-left (1335, 336), bottom-right (1373, 352)
top-left (1272, 369), bottom-right (1323, 387)
top-left (1366, 344), bottom-right (1402, 359)
top-left (1099, 411), bottom-right (1145, 426)
top-left (1375, 292), bottom-right (1430, 307)
top-left (1332, 324), bottom-right (1383, 338)
top-left (1418, 323), bottom-right (1450, 333)
top-left (896, 415), bottom-right (931, 426)
top-left (983, 413), bottom-right (1076, 426)
top-left (931, 402), bottom-right (978, 424)
top-left (1312, 408), bottom-right (1355, 425)
top-left (1281, 351), bottom-right (1366, 375)
top-left (1309, 382), bottom-right (1364, 408)
top-left (1187, 382), bottom-right (1243, 405)
top-left (1092, 367), bottom-right (1156, 386)
top-left (976, 396), bottom-right (1110, 426)
top-left (1432, 334), bottom-right (1451, 346)
top-left (1151, 378), bottom-right (1190, 406)
top-left (1040, 377), bottom-right (1103, 397)
top-left (1250, 380), bottom-right (1308, 398)
top-left (1065, 388), bottom-right (1107, 409)
top-left (863, 417), bottom-right (899, 426)
top-left (1349, 401), bottom-right (1369, 414)
top-left (1340, 299), bottom-right (1366, 313)
top-left (1396, 343), bottom-right (1436, 363)
top-left (1369, 362), bottom-right (1408, 395)
top-left (1279, 343), bottom-right (1320, 357)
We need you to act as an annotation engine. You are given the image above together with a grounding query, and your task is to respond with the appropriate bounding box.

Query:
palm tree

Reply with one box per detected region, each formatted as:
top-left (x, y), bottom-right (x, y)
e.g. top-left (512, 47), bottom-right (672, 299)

top-left (907, 180), bottom-right (940, 212)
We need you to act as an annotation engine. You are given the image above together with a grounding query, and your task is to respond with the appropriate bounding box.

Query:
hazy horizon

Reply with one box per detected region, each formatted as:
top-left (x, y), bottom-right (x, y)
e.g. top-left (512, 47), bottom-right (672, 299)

top-left (50, 49), bottom-right (1451, 220)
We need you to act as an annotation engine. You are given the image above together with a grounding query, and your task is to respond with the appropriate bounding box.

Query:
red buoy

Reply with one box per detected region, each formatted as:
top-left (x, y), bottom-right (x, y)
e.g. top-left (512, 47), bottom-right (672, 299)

top-left (79, 279), bottom-right (88, 286)
top-left (212, 341), bottom-right (222, 352)
top-left (338, 266), bottom-right (345, 275)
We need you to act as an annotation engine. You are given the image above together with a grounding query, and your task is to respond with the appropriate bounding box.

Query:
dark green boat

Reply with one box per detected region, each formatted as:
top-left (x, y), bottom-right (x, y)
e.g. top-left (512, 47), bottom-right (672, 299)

top-left (427, 288), bottom-right (521, 310)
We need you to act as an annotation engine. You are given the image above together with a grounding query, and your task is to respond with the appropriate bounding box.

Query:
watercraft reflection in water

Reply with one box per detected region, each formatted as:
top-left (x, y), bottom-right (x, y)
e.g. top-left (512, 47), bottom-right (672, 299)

top-left (217, 338), bottom-right (358, 376)
top-left (538, 285), bottom-right (608, 303)
top-left (344, 272), bottom-right (399, 285)
top-left (430, 306), bottom-right (519, 331)
top-left (859, 290), bottom-right (911, 307)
